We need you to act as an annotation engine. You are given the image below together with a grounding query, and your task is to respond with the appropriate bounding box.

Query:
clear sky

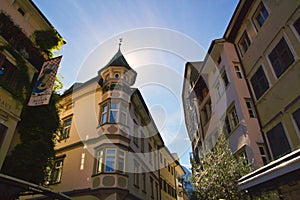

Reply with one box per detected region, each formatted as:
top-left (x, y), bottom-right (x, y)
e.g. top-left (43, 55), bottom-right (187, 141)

top-left (33, 0), bottom-right (239, 169)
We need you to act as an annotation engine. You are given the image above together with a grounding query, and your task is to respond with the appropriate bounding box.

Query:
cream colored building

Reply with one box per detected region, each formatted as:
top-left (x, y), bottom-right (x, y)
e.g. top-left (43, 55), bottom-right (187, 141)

top-left (224, 0), bottom-right (300, 198)
top-left (0, 0), bottom-right (61, 169)
top-left (43, 47), bottom-right (185, 200)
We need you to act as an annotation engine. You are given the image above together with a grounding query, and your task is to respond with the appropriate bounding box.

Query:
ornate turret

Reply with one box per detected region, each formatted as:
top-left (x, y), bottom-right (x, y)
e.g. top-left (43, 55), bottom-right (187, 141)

top-left (98, 39), bottom-right (137, 92)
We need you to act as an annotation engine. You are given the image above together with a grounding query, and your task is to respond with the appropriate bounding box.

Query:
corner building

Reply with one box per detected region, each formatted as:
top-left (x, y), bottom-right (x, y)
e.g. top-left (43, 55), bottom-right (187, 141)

top-left (46, 47), bottom-right (185, 200)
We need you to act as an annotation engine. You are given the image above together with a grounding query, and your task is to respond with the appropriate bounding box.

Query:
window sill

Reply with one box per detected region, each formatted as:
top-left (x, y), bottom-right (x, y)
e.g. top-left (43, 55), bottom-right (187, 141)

top-left (225, 123), bottom-right (241, 138)
top-left (97, 122), bottom-right (129, 129)
top-left (92, 171), bottom-right (128, 177)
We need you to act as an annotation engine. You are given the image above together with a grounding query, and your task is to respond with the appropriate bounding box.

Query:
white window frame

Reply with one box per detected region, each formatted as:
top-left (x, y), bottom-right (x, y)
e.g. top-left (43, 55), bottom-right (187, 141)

top-left (291, 108), bottom-right (300, 138)
top-left (258, 143), bottom-right (269, 165)
top-left (105, 148), bottom-right (116, 172)
top-left (249, 65), bottom-right (270, 101)
top-left (50, 159), bottom-right (64, 184)
top-left (234, 146), bottom-right (248, 164)
top-left (134, 161), bottom-right (139, 187)
top-left (251, 2), bottom-right (269, 30)
top-left (265, 122), bottom-right (291, 160)
top-left (234, 65), bottom-right (243, 79)
top-left (141, 169), bottom-right (146, 192)
top-left (267, 36), bottom-right (295, 79)
top-left (291, 15), bottom-right (300, 41)
top-left (99, 100), bottom-right (128, 125)
top-left (149, 143), bottom-right (153, 165)
top-left (0, 123), bottom-right (8, 148)
top-left (221, 69), bottom-right (229, 88)
top-left (61, 117), bottom-right (72, 140)
top-left (229, 106), bottom-right (239, 128)
top-left (100, 103), bottom-right (108, 124)
top-left (133, 122), bottom-right (139, 146)
top-left (223, 115), bottom-right (232, 136)
top-left (141, 133), bottom-right (145, 153)
top-left (96, 149), bottom-right (104, 173)
top-left (216, 81), bottom-right (223, 99)
top-left (150, 176), bottom-right (154, 198)
top-left (245, 98), bottom-right (256, 118)
top-left (95, 148), bottom-right (126, 173)
top-left (238, 31), bottom-right (251, 56)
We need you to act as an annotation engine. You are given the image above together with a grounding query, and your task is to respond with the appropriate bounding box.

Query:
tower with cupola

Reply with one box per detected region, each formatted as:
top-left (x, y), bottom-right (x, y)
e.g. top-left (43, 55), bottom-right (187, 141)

top-left (98, 39), bottom-right (136, 100)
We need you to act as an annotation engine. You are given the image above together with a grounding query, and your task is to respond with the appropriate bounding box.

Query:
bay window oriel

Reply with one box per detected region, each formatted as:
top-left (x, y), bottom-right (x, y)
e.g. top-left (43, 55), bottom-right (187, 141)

top-left (95, 147), bottom-right (126, 173)
top-left (99, 100), bottom-right (128, 125)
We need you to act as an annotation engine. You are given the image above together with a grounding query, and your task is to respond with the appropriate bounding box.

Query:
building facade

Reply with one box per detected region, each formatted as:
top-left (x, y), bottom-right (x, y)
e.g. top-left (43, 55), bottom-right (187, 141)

top-left (182, 62), bottom-right (202, 164)
top-left (0, 0), bottom-right (62, 169)
top-left (43, 47), bottom-right (185, 200)
top-left (183, 0), bottom-right (300, 198)
top-left (183, 39), bottom-right (265, 169)
top-left (224, 0), bottom-right (300, 198)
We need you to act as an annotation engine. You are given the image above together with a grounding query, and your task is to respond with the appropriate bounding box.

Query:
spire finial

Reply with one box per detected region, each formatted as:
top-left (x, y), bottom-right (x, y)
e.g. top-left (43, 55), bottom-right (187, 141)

top-left (118, 38), bottom-right (123, 50)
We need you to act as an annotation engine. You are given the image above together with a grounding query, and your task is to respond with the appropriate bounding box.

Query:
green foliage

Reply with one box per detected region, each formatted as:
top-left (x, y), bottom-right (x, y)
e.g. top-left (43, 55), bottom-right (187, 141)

top-left (0, 45), bottom-right (30, 101)
top-left (0, 12), bottom-right (45, 67)
top-left (1, 93), bottom-right (60, 184)
top-left (53, 72), bottom-right (64, 92)
top-left (191, 133), bottom-right (252, 200)
top-left (33, 30), bottom-right (64, 58)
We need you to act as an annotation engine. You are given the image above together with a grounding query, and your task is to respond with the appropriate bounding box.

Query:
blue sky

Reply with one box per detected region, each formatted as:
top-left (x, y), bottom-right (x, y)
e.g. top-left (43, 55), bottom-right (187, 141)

top-left (33, 0), bottom-right (239, 169)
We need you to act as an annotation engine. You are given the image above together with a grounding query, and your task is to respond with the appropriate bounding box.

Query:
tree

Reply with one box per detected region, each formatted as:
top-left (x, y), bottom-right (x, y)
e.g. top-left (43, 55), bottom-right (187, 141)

top-left (1, 93), bottom-right (60, 184)
top-left (191, 132), bottom-right (251, 200)
top-left (1, 74), bottom-right (64, 184)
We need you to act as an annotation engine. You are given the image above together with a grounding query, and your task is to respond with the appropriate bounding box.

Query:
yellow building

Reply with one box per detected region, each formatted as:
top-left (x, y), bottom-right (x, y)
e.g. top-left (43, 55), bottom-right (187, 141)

top-left (224, 0), bottom-right (300, 198)
top-left (0, 0), bottom-right (62, 170)
top-left (42, 46), bottom-right (185, 200)
top-left (159, 150), bottom-right (185, 200)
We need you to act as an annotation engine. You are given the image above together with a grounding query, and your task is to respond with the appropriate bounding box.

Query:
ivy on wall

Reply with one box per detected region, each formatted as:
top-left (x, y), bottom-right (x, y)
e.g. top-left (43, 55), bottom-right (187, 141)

top-left (0, 12), bottom-right (45, 69)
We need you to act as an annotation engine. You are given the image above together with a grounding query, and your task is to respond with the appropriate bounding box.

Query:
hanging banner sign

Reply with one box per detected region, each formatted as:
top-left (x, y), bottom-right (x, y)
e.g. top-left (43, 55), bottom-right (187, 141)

top-left (28, 56), bottom-right (62, 106)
